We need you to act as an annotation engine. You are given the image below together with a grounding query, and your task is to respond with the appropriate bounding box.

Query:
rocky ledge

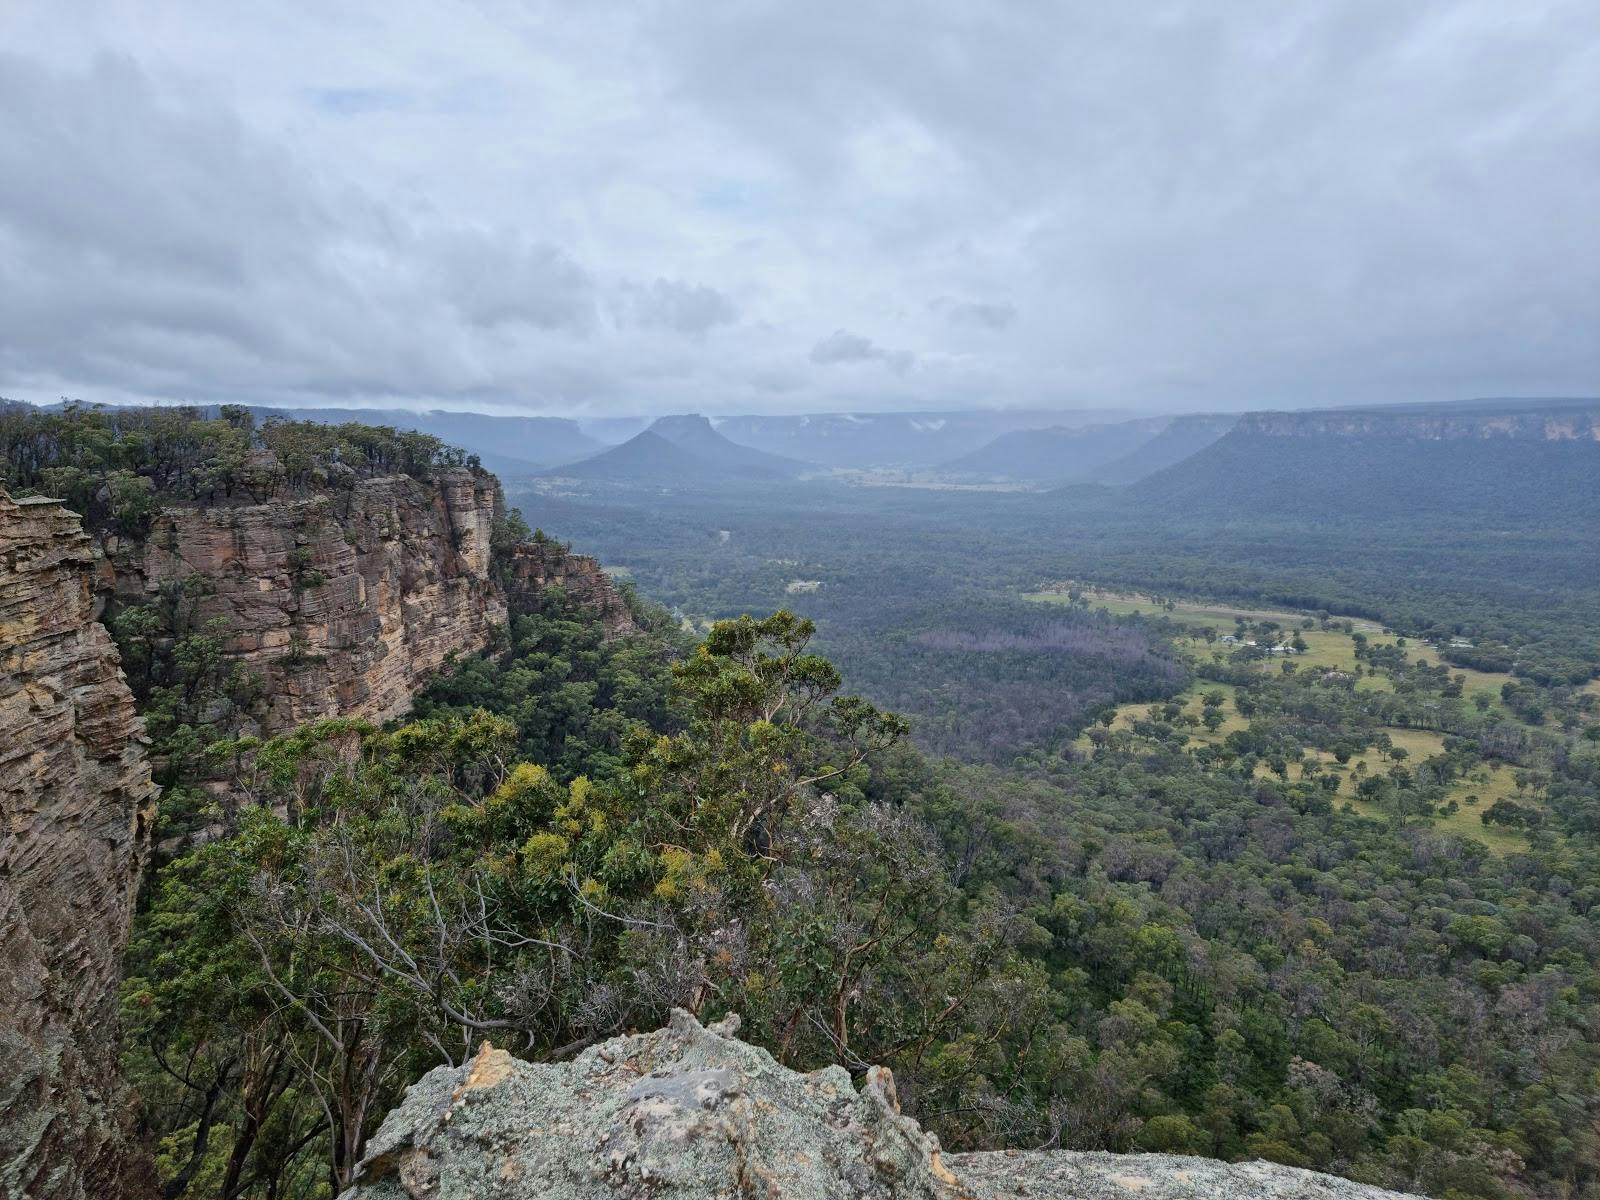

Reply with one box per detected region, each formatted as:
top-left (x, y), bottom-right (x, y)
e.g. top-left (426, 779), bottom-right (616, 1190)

top-left (504, 539), bottom-right (636, 638)
top-left (340, 1011), bottom-right (1419, 1200)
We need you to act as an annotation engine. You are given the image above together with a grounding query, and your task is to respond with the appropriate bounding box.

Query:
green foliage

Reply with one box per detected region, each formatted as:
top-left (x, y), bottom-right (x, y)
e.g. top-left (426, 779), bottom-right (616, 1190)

top-left (1, 401), bottom-right (478, 527)
top-left (126, 610), bottom-right (1001, 1196)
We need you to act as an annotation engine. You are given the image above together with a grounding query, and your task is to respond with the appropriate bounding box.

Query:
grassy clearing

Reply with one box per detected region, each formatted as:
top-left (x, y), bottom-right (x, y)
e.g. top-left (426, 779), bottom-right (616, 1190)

top-left (1031, 585), bottom-right (1523, 710)
top-left (1044, 583), bottom-right (1541, 853)
top-left (1026, 585), bottom-right (1308, 628)
top-left (1330, 734), bottom-right (1532, 853)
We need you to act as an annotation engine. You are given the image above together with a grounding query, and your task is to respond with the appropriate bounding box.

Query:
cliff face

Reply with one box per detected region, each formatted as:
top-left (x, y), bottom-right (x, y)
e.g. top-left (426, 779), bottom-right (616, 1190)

top-left (339, 1010), bottom-right (1420, 1200)
top-left (103, 467), bottom-right (508, 733)
top-left (1236, 406), bottom-right (1600, 441)
top-left (504, 540), bottom-right (636, 638)
top-left (0, 492), bottom-right (158, 1200)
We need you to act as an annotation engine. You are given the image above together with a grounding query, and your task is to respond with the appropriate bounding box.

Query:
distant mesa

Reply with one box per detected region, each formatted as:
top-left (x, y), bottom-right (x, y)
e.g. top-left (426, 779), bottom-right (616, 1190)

top-left (1122, 402), bottom-right (1600, 521)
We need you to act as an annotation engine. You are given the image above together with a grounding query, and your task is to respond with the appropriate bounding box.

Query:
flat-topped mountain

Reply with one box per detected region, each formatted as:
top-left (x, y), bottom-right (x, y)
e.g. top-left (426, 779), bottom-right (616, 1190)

top-left (1234, 403), bottom-right (1600, 441)
top-left (1126, 402), bottom-right (1600, 525)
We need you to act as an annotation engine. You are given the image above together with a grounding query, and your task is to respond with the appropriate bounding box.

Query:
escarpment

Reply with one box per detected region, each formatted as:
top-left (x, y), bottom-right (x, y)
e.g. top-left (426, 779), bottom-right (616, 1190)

top-left (0, 492), bottom-right (158, 1200)
top-left (0, 449), bottom-right (636, 1192)
top-left (504, 538), bottom-right (636, 638)
top-left (98, 466), bottom-right (507, 733)
top-left (92, 466), bottom-right (637, 738)
top-left (340, 1011), bottom-right (1421, 1200)
top-left (1235, 405), bottom-right (1600, 441)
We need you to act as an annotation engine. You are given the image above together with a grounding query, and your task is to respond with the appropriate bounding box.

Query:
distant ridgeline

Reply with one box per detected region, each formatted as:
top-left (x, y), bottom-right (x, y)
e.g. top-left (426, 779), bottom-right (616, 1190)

top-left (941, 413), bottom-right (1237, 487)
top-left (1131, 402), bottom-right (1600, 524)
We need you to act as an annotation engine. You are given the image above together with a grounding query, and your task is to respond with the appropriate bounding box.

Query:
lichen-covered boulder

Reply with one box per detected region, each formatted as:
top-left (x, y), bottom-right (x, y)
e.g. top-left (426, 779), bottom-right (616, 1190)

top-left (952, 1151), bottom-right (1420, 1200)
top-left (340, 1010), bottom-right (1424, 1200)
top-left (341, 1010), bottom-right (962, 1199)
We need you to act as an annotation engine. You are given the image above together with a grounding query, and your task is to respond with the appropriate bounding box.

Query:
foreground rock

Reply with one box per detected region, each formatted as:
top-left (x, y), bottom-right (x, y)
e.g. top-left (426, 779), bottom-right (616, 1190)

top-left (341, 1011), bottom-right (1419, 1200)
top-left (0, 492), bottom-right (158, 1200)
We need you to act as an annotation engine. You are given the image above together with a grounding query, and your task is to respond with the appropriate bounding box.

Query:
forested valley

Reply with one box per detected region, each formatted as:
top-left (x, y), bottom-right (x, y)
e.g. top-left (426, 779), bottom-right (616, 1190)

top-left (4, 403), bottom-right (1600, 1200)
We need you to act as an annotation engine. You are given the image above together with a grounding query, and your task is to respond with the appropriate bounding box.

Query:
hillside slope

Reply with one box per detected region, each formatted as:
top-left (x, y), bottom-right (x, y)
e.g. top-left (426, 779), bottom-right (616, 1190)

top-left (648, 413), bottom-right (806, 474)
top-left (943, 417), bottom-right (1168, 483)
top-left (1086, 413), bottom-right (1236, 483)
top-left (1130, 405), bottom-right (1600, 525)
top-left (546, 428), bottom-right (788, 482)
top-left (707, 408), bottom-right (1129, 467)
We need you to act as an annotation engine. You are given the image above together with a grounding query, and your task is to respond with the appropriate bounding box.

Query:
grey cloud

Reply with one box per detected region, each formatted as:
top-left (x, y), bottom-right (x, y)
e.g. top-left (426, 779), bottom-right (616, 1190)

top-left (433, 232), bottom-right (596, 332)
top-left (1, 2), bottom-right (1597, 415)
top-left (937, 299), bottom-right (1017, 330)
top-left (617, 278), bottom-right (738, 337)
top-left (809, 329), bottom-right (915, 374)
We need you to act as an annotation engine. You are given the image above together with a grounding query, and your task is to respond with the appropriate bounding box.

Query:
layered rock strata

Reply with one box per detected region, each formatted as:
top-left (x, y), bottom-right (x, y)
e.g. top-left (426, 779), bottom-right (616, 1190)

top-left (0, 492), bottom-right (158, 1200)
top-left (101, 468), bottom-right (508, 733)
top-left (504, 539), bottom-right (636, 637)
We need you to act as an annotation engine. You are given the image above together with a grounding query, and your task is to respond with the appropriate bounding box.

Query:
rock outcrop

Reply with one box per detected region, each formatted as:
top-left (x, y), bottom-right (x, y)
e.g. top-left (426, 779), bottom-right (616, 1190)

top-left (340, 1011), bottom-right (1420, 1200)
top-left (504, 539), bottom-right (636, 638)
top-left (0, 492), bottom-right (158, 1200)
top-left (101, 468), bottom-right (509, 733)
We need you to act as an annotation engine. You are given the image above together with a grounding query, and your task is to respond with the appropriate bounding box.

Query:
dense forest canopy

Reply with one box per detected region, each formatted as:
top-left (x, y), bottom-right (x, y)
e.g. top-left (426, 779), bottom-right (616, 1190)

top-left (0, 400), bottom-right (481, 535)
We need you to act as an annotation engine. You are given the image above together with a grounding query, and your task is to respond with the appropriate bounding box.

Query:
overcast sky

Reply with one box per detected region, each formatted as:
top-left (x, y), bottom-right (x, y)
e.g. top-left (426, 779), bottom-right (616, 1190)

top-left (2, 1), bottom-right (1596, 417)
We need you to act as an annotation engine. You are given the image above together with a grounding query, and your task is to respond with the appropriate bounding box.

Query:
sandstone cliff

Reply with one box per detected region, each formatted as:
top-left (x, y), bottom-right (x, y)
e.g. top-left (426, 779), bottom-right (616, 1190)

top-left (0, 491), bottom-right (158, 1200)
top-left (340, 1010), bottom-right (1420, 1200)
top-left (1235, 405), bottom-right (1600, 441)
top-left (94, 467), bottom-right (639, 738)
top-left (101, 467), bottom-right (509, 733)
top-left (504, 538), bottom-right (636, 638)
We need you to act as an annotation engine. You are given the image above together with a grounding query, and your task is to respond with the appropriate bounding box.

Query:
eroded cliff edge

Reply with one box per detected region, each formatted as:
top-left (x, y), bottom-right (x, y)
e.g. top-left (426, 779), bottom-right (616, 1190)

top-left (0, 492), bottom-right (159, 1200)
top-left (340, 1010), bottom-right (1420, 1200)
top-left (504, 537), bottom-right (636, 639)
top-left (99, 466), bottom-right (509, 733)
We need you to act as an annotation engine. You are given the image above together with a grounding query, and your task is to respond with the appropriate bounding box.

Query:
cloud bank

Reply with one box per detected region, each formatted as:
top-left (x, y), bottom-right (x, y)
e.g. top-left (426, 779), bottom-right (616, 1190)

top-left (1, 1), bottom-right (1596, 415)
